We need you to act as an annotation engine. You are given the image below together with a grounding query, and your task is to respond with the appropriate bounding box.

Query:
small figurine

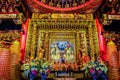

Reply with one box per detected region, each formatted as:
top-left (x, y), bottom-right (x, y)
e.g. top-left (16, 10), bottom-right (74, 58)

top-left (1, 4), bottom-right (7, 12)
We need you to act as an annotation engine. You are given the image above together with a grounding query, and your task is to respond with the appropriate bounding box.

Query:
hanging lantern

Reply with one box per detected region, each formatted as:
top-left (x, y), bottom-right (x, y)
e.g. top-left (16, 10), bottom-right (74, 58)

top-left (0, 48), bottom-right (10, 80)
top-left (106, 40), bottom-right (119, 79)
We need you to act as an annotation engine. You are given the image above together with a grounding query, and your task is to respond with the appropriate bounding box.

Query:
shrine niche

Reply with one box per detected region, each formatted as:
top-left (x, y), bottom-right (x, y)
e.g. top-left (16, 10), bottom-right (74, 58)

top-left (25, 14), bottom-right (99, 62)
top-left (49, 33), bottom-right (75, 62)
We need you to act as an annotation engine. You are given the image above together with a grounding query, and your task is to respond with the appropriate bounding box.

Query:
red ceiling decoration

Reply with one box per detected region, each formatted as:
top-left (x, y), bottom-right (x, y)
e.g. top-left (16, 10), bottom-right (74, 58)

top-left (24, 0), bottom-right (102, 13)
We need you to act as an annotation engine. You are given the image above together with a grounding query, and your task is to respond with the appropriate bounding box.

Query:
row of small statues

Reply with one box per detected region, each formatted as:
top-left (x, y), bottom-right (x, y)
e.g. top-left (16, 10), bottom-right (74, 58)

top-left (23, 57), bottom-right (81, 71)
top-left (39, 0), bottom-right (90, 8)
top-left (106, 0), bottom-right (120, 14)
top-left (0, 0), bottom-right (21, 12)
top-left (48, 61), bottom-right (81, 71)
top-left (107, 6), bottom-right (120, 14)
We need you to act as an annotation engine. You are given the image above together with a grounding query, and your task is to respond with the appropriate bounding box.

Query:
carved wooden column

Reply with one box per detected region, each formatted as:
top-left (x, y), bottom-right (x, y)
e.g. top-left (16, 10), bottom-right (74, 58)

top-left (25, 22), bottom-right (32, 58)
top-left (76, 32), bottom-right (80, 62)
top-left (30, 24), bottom-right (37, 58)
top-left (92, 23), bottom-right (99, 56)
top-left (44, 32), bottom-right (49, 60)
top-left (88, 24), bottom-right (94, 58)
top-left (37, 30), bottom-right (45, 58)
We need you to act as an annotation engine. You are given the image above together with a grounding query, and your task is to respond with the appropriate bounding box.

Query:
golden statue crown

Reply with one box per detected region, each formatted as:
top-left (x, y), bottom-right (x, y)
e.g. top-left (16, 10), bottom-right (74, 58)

top-left (107, 41), bottom-right (115, 46)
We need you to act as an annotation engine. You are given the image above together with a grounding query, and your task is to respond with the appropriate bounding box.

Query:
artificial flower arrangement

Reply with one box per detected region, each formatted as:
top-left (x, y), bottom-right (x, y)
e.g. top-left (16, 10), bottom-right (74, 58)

top-left (21, 57), bottom-right (51, 80)
top-left (81, 57), bottom-right (108, 80)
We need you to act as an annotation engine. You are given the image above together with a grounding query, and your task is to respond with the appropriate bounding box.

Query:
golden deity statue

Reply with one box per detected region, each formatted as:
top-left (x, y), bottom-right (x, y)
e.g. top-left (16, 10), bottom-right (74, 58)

top-left (38, 45), bottom-right (44, 60)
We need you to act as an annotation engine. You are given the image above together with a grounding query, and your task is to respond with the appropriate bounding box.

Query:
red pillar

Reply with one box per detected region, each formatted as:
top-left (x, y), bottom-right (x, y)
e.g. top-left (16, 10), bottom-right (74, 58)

top-left (96, 18), bottom-right (106, 62)
top-left (20, 18), bottom-right (30, 62)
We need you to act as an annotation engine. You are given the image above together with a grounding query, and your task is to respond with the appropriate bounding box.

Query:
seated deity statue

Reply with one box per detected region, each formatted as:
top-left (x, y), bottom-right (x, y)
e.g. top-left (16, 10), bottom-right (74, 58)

top-left (64, 44), bottom-right (74, 61)
top-left (74, 62), bottom-right (79, 71)
top-left (54, 62), bottom-right (59, 71)
top-left (51, 44), bottom-right (60, 61)
top-left (1, 4), bottom-right (7, 12)
top-left (65, 44), bottom-right (73, 54)
top-left (52, 0), bottom-right (59, 7)
top-left (81, 53), bottom-right (90, 64)
top-left (60, 0), bottom-right (67, 8)
top-left (67, 0), bottom-right (73, 7)
top-left (64, 53), bottom-right (74, 61)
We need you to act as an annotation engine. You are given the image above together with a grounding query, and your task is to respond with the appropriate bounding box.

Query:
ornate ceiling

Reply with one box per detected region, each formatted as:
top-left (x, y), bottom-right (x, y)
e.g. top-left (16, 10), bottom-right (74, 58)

top-left (24, 0), bottom-right (102, 13)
